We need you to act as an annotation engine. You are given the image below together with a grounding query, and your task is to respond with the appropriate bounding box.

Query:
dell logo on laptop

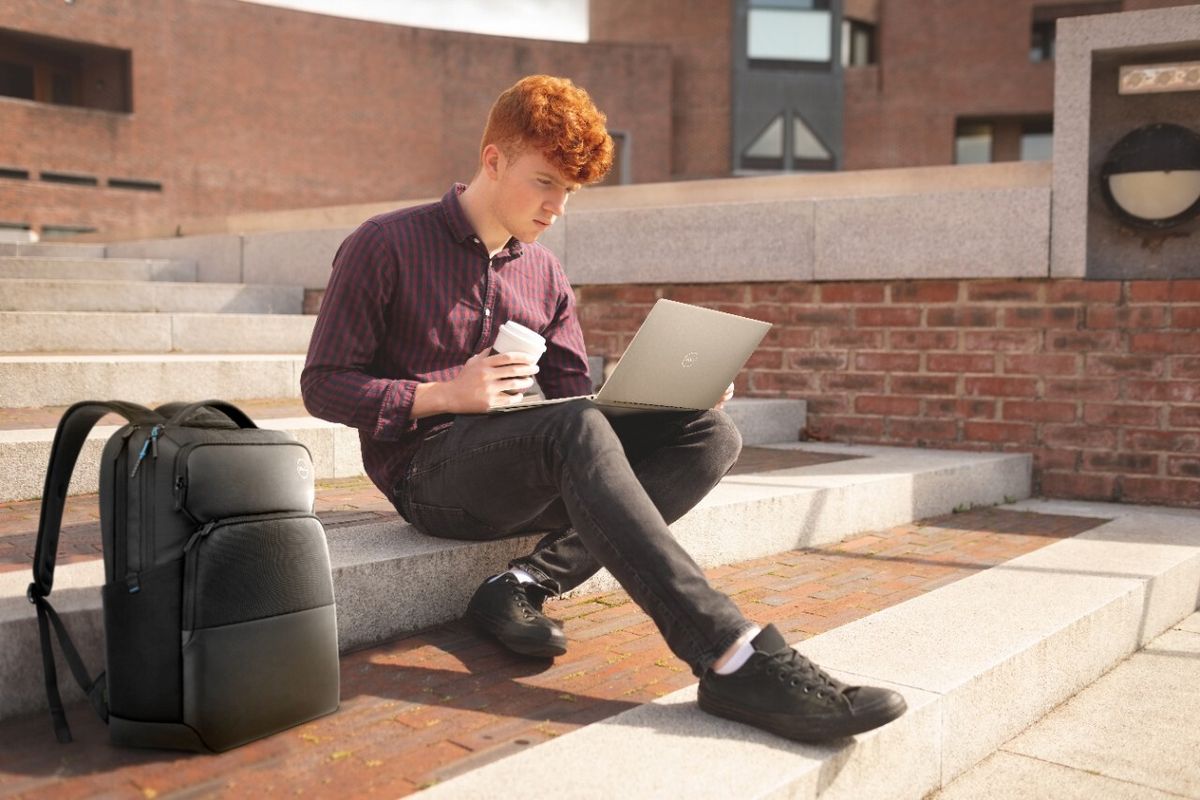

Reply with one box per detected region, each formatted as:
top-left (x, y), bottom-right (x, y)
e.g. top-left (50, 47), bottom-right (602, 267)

top-left (681, 351), bottom-right (699, 368)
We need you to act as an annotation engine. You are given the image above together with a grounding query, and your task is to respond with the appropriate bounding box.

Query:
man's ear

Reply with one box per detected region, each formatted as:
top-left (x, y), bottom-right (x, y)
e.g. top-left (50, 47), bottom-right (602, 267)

top-left (481, 143), bottom-right (504, 181)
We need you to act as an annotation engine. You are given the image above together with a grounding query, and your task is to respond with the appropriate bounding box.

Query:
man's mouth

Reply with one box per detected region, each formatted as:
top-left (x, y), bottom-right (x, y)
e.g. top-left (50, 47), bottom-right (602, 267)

top-left (534, 219), bottom-right (552, 229)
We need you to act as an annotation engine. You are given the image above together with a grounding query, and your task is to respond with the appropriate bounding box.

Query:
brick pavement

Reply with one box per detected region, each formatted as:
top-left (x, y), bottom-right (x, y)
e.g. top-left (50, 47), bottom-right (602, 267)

top-left (0, 506), bottom-right (1107, 799)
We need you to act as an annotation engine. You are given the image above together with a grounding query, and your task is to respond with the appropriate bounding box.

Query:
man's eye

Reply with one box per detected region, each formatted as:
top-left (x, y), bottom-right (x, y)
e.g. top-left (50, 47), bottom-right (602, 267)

top-left (538, 179), bottom-right (551, 186)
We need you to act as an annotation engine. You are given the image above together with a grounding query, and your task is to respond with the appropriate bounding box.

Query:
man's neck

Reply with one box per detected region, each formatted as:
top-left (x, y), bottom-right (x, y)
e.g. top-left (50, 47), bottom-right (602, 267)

top-left (458, 180), bottom-right (511, 257)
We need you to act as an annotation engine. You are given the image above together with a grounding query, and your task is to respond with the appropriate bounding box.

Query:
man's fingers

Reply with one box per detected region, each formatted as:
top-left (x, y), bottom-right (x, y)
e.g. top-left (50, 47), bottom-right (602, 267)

top-left (489, 350), bottom-right (538, 366)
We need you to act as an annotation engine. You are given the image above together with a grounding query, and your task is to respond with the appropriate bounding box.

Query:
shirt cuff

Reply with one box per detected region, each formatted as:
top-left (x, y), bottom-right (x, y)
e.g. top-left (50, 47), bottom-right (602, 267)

top-left (374, 378), bottom-right (420, 440)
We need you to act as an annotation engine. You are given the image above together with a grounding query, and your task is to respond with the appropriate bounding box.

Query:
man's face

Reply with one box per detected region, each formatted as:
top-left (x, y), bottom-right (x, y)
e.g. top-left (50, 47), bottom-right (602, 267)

top-left (491, 147), bottom-right (580, 244)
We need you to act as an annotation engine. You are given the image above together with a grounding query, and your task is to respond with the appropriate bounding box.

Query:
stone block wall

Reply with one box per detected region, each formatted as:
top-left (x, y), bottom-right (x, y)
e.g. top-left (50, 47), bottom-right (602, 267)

top-left (573, 279), bottom-right (1200, 508)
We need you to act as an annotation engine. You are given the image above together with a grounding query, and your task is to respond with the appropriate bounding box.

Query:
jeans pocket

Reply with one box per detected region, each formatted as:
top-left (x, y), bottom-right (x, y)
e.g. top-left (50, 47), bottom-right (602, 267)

top-left (409, 501), bottom-right (499, 541)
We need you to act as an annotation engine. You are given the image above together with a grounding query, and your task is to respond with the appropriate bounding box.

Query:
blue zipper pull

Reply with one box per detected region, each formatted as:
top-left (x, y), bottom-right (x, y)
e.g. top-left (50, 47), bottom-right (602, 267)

top-left (130, 425), bottom-right (163, 478)
top-left (129, 437), bottom-right (151, 478)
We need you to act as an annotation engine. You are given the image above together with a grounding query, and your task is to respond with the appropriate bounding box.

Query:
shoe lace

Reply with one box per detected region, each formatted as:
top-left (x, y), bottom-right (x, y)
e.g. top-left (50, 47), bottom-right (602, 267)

top-left (510, 583), bottom-right (546, 620)
top-left (763, 649), bottom-right (846, 703)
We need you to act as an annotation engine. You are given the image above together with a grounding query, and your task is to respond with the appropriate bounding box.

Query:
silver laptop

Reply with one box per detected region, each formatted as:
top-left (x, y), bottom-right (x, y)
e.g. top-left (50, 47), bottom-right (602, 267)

top-left (488, 299), bottom-right (771, 414)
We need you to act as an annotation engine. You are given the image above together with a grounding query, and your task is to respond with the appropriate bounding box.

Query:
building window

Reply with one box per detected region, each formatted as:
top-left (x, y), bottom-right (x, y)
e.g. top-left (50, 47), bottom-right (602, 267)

top-left (740, 111), bottom-right (833, 172)
top-left (0, 60), bottom-right (34, 100)
top-left (741, 113), bottom-right (786, 170)
top-left (0, 28), bottom-right (131, 112)
top-left (792, 112), bottom-right (833, 168)
top-left (1030, 19), bottom-right (1056, 62)
top-left (1020, 119), bottom-right (1053, 161)
top-left (956, 117), bottom-right (1053, 163)
top-left (748, 0), bottom-right (832, 67)
top-left (1030, 3), bottom-right (1121, 62)
top-left (42, 224), bottom-right (99, 239)
top-left (955, 121), bottom-right (993, 164)
top-left (597, 131), bottom-right (631, 186)
top-left (841, 18), bottom-right (876, 67)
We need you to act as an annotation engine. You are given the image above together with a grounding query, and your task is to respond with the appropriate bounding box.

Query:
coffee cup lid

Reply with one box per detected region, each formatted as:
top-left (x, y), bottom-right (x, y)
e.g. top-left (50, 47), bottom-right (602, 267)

top-left (498, 320), bottom-right (544, 346)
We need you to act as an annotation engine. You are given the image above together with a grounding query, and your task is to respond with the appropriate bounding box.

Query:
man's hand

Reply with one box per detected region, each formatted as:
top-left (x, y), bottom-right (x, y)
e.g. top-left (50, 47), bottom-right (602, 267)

top-left (713, 382), bottom-right (734, 411)
top-left (440, 348), bottom-right (540, 414)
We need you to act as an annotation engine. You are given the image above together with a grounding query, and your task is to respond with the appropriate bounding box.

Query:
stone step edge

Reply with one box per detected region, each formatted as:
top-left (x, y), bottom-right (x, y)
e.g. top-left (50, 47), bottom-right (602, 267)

top-left (0, 444), bottom-right (1031, 721)
top-left (417, 499), bottom-right (1200, 800)
top-left (0, 397), bottom-right (805, 502)
top-left (0, 256), bottom-right (189, 265)
top-left (0, 277), bottom-right (303, 290)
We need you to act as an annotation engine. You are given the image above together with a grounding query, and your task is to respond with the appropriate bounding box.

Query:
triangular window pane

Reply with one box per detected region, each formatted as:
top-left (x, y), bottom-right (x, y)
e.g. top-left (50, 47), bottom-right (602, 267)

top-left (792, 114), bottom-right (831, 160)
top-left (745, 114), bottom-right (785, 159)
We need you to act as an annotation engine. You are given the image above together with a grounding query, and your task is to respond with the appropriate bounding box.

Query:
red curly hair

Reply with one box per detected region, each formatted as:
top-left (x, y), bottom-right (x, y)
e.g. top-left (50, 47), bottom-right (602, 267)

top-left (481, 75), bottom-right (614, 185)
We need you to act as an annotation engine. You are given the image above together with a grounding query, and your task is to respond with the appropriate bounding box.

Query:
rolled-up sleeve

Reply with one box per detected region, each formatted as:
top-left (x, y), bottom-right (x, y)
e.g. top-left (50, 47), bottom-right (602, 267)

top-left (300, 221), bottom-right (421, 440)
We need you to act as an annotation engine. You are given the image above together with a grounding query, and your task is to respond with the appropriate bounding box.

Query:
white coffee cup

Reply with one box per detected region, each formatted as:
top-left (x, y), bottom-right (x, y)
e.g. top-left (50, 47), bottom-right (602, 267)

top-left (492, 320), bottom-right (545, 394)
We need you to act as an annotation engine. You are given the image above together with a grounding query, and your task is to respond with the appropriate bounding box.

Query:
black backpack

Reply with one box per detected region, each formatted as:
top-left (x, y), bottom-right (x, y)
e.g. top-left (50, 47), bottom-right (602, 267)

top-left (27, 399), bottom-right (340, 752)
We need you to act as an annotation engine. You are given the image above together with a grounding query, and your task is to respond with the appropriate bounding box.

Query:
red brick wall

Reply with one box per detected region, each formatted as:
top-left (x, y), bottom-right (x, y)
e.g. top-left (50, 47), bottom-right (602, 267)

top-left (574, 279), bottom-right (1200, 508)
top-left (0, 0), bottom-right (672, 237)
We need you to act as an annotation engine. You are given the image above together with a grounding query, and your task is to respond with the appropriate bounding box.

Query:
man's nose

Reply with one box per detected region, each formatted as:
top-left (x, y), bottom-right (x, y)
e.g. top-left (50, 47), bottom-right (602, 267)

top-left (545, 191), bottom-right (567, 217)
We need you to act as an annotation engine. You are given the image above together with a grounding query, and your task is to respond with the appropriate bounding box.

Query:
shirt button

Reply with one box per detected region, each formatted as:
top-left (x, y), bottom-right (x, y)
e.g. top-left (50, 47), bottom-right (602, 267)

top-left (484, 308), bottom-right (491, 317)
top-left (472, 237), bottom-right (479, 243)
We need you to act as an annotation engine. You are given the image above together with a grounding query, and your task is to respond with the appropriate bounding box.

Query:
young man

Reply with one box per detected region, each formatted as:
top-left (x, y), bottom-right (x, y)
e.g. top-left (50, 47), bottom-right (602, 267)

top-left (301, 75), bottom-right (906, 743)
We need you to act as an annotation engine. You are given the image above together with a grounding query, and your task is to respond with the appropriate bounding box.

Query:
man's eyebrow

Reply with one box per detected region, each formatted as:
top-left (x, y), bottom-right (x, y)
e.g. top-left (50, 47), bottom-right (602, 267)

top-left (536, 171), bottom-right (580, 191)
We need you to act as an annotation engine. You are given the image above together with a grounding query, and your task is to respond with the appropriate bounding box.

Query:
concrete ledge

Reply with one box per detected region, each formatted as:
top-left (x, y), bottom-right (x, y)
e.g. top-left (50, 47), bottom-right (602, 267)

top-left (0, 257), bottom-right (196, 283)
top-left (418, 501), bottom-right (1200, 799)
top-left (564, 200), bottom-right (816, 285)
top-left (0, 444), bottom-right (1030, 720)
top-left (721, 398), bottom-right (805, 446)
top-left (242, 228), bottom-right (353, 289)
top-left (0, 397), bottom-right (800, 501)
top-left (91, 162), bottom-right (1057, 288)
top-left (0, 354), bottom-right (305, 408)
top-left (814, 187), bottom-right (1051, 280)
top-left (0, 279), bottom-right (303, 314)
top-left (105, 234), bottom-right (243, 284)
top-left (0, 243), bottom-right (107, 258)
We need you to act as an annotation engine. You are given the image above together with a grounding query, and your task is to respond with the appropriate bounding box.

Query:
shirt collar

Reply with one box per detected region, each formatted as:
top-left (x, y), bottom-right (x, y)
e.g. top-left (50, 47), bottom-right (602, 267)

top-left (441, 183), bottom-right (524, 259)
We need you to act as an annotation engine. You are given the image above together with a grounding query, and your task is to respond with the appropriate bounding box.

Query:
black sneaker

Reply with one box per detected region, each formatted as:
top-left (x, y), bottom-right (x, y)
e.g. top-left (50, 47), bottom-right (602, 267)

top-left (465, 573), bottom-right (568, 658)
top-left (698, 624), bottom-right (906, 743)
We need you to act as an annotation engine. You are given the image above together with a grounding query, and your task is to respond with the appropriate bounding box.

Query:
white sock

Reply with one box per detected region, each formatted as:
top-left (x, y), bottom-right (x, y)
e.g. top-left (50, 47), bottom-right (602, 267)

top-left (489, 567), bottom-right (538, 585)
top-left (713, 626), bottom-right (761, 675)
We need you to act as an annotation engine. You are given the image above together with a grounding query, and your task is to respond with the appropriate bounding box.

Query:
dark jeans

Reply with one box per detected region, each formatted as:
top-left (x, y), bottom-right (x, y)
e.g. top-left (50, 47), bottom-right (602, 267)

top-left (392, 399), bottom-right (754, 676)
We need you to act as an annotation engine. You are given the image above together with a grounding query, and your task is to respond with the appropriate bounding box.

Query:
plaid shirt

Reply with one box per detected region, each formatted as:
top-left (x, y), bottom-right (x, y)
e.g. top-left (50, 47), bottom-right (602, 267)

top-left (301, 184), bottom-right (592, 502)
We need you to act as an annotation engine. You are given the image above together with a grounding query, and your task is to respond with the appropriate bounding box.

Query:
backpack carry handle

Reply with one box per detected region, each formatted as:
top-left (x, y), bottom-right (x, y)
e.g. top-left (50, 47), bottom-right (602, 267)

top-left (165, 400), bottom-right (258, 429)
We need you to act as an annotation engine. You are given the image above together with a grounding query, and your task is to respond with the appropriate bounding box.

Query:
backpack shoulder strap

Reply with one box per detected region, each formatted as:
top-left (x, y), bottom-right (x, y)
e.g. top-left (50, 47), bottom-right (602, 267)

top-left (28, 400), bottom-right (160, 743)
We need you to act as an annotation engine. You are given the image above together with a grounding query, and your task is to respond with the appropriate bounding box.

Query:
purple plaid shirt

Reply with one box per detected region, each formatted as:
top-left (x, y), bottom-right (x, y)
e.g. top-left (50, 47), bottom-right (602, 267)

top-left (301, 184), bottom-right (592, 503)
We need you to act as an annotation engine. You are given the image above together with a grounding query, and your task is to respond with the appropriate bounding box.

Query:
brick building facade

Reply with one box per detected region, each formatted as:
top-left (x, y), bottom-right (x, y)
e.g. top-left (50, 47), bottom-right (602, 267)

top-left (0, 0), bottom-right (672, 238)
top-left (4, 0), bottom-right (1198, 236)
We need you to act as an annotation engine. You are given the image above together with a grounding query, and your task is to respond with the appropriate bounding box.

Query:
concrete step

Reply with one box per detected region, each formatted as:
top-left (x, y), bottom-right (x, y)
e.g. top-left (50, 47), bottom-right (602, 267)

top-left (0, 397), bottom-right (803, 502)
top-left (0, 353), bottom-right (305, 408)
top-left (417, 499), bottom-right (1200, 800)
top-left (0, 256), bottom-right (196, 282)
top-left (0, 442), bottom-right (1032, 721)
top-left (934, 609), bottom-right (1200, 800)
top-left (0, 311), bottom-right (317, 354)
top-left (0, 243), bottom-right (107, 258)
top-left (0, 278), bottom-right (303, 314)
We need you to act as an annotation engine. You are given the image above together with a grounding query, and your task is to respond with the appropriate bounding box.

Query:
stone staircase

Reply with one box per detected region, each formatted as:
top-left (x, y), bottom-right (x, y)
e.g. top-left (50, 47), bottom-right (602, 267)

top-left (1, 238), bottom-right (1194, 798)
